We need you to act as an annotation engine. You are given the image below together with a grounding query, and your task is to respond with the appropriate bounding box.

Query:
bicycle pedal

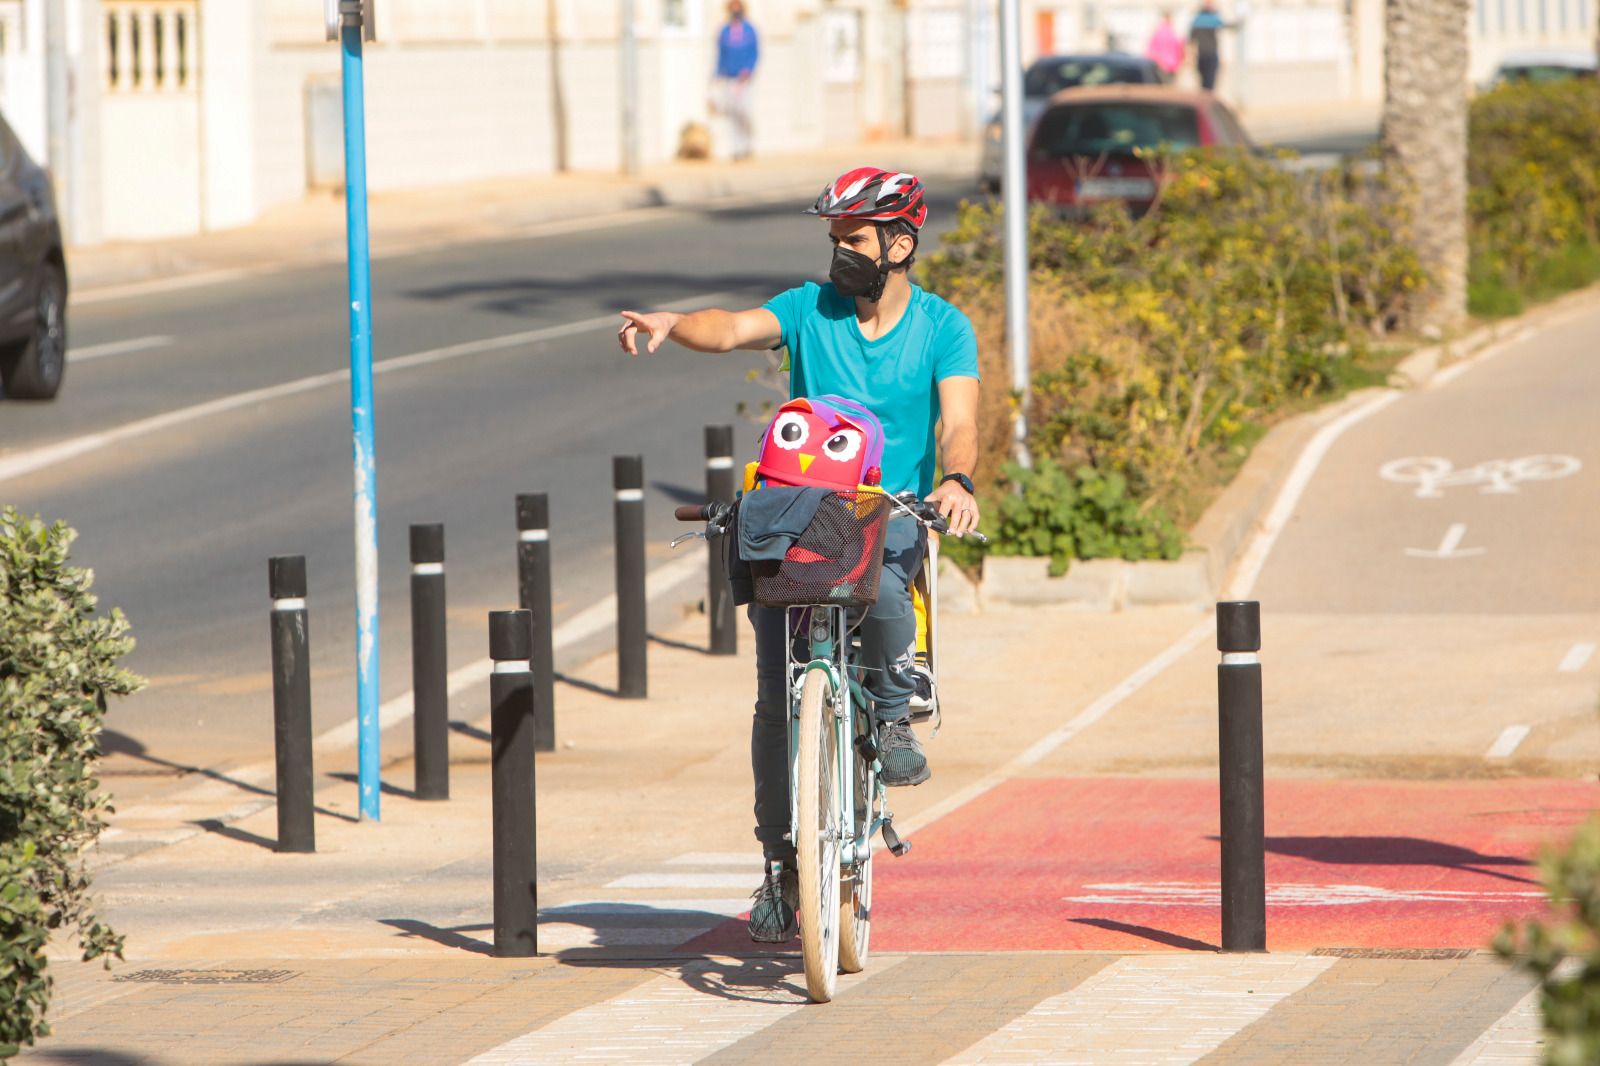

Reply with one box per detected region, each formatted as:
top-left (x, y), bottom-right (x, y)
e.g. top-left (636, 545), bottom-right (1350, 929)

top-left (881, 821), bottom-right (912, 858)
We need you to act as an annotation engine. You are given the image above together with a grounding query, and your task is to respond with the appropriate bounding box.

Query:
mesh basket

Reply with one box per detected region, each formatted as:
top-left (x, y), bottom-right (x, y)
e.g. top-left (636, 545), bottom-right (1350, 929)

top-left (752, 490), bottom-right (891, 608)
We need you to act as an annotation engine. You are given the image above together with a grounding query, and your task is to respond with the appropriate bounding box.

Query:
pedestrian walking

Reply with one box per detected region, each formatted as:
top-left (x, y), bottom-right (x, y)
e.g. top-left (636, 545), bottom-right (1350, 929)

top-left (1145, 11), bottom-right (1186, 82)
top-left (1188, 0), bottom-right (1225, 91)
top-left (713, 1), bottom-right (760, 161)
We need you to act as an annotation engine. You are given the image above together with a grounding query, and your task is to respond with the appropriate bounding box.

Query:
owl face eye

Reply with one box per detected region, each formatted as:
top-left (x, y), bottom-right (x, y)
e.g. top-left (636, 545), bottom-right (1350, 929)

top-left (772, 412), bottom-right (810, 451)
top-left (822, 428), bottom-right (864, 462)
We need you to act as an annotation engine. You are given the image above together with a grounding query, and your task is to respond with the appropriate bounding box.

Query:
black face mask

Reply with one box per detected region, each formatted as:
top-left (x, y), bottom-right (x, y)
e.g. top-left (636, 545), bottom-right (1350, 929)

top-left (829, 244), bottom-right (890, 302)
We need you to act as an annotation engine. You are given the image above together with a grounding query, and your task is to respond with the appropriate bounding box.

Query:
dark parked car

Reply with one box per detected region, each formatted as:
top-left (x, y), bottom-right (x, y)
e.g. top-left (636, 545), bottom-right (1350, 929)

top-left (980, 53), bottom-right (1164, 191)
top-left (1025, 85), bottom-right (1252, 214)
top-left (0, 109), bottom-right (66, 400)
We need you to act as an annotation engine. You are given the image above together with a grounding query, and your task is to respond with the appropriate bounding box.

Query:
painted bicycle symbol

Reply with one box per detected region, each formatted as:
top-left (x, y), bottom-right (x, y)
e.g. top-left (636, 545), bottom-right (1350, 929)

top-left (1379, 454), bottom-right (1582, 498)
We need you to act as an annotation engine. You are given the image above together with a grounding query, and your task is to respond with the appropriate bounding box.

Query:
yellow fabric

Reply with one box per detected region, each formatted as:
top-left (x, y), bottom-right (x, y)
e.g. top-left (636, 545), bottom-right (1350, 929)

top-left (913, 582), bottom-right (928, 655)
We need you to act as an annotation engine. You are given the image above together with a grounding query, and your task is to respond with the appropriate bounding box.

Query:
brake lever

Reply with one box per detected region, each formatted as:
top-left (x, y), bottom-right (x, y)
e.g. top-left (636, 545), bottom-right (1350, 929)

top-left (670, 531), bottom-right (706, 549)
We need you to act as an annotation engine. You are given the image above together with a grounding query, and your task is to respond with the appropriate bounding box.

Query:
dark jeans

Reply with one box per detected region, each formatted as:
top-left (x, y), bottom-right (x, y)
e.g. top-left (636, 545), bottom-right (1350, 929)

top-left (1198, 54), bottom-right (1220, 91)
top-left (749, 515), bottom-right (925, 861)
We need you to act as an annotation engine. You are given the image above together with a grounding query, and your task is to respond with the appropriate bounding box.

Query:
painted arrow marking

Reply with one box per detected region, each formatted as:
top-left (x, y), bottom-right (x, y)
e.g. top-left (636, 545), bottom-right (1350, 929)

top-left (1405, 523), bottom-right (1485, 559)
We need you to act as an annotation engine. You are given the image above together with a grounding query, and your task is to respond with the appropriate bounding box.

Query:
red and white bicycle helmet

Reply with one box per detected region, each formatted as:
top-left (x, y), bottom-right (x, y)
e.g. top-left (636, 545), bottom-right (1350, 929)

top-left (807, 167), bottom-right (928, 230)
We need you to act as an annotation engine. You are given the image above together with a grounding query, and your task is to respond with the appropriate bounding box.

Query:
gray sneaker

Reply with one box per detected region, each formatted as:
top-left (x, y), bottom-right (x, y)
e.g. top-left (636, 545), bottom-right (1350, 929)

top-left (747, 862), bottom-right (798, 943)
top-left (878, 719), bottom-right (931, 786)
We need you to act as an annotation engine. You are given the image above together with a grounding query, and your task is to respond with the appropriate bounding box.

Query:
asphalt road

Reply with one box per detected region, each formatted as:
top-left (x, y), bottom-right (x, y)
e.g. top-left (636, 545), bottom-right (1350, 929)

top-left (0, 183), bottom-right (980, 772)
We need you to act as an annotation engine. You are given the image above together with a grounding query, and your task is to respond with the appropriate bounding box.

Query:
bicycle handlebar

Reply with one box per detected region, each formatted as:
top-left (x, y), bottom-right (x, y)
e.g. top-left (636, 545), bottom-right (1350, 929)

top-left (674, 504), bottom-right (710, 522)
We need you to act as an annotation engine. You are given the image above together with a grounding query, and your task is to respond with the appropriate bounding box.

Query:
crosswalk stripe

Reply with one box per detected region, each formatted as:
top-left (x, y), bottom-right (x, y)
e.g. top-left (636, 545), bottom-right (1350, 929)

top-left (940, 955), bottom-right (1337, 1065)
top-left (464, 957), bottom-right (906, 1065)
top-left (604, 872), bottom-right (761, 890)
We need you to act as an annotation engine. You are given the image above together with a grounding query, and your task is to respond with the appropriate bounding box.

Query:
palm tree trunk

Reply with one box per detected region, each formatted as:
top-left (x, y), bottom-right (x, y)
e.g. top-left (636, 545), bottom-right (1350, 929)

top-left (1381, 0), bottom-right (1471, 332)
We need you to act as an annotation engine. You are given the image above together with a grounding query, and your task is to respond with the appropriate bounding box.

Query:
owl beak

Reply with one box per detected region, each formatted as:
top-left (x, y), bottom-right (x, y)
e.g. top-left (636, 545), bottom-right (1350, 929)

top-left (797, 453), bottom-right (815, 474)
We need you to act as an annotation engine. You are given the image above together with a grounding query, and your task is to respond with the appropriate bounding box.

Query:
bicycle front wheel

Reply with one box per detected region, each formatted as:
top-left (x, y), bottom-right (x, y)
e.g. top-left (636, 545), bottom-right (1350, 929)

top-left (796, 668), bottom-right (841, 1003)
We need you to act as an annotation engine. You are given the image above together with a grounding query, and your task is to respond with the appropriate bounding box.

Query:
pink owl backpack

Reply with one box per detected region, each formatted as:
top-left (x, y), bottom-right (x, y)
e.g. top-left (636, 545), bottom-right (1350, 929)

top-left (754, 395), bottom-right (886, 491)
top-left (746, 395), bottom-right (892, 607)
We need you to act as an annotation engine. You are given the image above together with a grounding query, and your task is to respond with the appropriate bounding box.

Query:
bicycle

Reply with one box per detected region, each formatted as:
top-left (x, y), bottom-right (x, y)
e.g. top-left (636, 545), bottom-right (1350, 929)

top-left (675, 489), bottom-right (985, 1002)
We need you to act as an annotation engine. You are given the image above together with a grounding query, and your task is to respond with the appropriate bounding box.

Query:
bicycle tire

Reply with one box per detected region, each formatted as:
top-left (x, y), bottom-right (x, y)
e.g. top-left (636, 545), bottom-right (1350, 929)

top-left (838, 701), bottom-right (873, 973)
top-left (796, 668), bottom-right (841, 1002)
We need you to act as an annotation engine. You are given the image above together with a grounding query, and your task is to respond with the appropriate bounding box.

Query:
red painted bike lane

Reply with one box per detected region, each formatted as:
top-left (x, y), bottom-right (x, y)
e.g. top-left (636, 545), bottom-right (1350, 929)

top-left (687, 776), bottom-right (1598, 954)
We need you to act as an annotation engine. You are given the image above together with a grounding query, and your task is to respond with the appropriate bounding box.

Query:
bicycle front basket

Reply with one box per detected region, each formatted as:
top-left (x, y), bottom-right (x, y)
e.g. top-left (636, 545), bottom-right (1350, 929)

top-left (751, 490), bottom-right (891, 609)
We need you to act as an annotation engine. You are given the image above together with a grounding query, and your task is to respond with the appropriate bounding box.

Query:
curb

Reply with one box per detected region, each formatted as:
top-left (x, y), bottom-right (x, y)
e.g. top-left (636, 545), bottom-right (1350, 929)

top-left (967, 282), bottom-right (1600, 612)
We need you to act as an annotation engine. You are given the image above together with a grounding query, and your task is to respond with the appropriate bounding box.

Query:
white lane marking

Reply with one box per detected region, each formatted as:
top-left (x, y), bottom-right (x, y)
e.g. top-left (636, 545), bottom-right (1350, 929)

top-left (896, 617), bottom-right (1215, 839)
top-left (69, 335), bottom-right (174, 362)
top-left (663, 852), bottom-right (760, 866)
top-left (1431, 325), bottom-right (1537, 388)
top-left (1486, 724), bottom-right (1532, 760)
top-left (1226, 390), bottom-right (1402, 598)
top-left (604, 873), bottom-right (761, 891)
top-left (0, 292), bottom-right (735, 487)
top-left (544, 899), bottom-right (751, 917)
top-left (1066, 882), bottom-right (1543, 907)
top-left (940, 955), bottom-right (1337, 1066)
top-left (1558, 642), bottom-right (1596, 673)
top-left (1405, 523), bottom-right (1486, 559)
top-left (312, 548), bottom-right (707, 752)
top-left (1449, 960), bottom-right (1571, 1066)
top-left (1380, 454), bottom-right (1582, 498)
top-left (466, 956), bottom-right (897, 1065)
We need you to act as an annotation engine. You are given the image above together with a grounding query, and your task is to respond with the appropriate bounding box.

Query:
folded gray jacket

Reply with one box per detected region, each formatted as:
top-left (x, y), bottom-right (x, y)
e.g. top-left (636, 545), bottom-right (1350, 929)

top-left (737, 486), bottom-right (831, 561)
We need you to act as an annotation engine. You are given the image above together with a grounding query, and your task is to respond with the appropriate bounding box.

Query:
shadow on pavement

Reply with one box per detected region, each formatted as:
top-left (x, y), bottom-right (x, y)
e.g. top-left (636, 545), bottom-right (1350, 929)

top-left (566, 954), bottom-right (809, 1006)
top-left (23, 1051), bottom-right (329, 1066)
top-left (648, 633), bottom-right (715, 657)
top-left (378, 918), bottom-right (496, 956)
top-left (449, 719), bottom-right (491, 743)
top-left (192, 818), bottom-right (279, 853)
top-left (651, 480), bottom-right (705, 506)
top-left (1256, 835), bottom-right (1539, 885)
top-left (1069, 918), bottom-right (1220, 952)
top-left (328, 771), bottom-right (416, 800)
top-left (554, 672), bottom-right (619, 699)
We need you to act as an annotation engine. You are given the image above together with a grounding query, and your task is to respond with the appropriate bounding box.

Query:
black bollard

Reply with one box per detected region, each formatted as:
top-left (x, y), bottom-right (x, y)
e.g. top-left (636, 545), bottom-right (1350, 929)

top-left (410, 524), bottom-right (449, 800)
top-left (516, 494), bottom-right (556, 753)
top-left (613, 455), bottom-right (647, 698)
top-left (1217, 600), bottom-right (1266, 951)
top-left (269, 555), bottom-right (315, 853)
top-left (705, 426), bottom-right (738, 656)
top-left (490, 610), bottom-right (538, 957)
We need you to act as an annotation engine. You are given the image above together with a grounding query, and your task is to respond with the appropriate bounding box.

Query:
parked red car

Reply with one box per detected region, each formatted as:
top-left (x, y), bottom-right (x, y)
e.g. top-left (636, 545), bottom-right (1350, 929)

top-left (1025, 85), bottom-right (1252, 214)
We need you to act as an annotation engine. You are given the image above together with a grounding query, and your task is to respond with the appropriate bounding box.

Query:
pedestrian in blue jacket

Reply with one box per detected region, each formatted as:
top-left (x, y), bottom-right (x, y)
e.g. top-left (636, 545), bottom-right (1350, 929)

top-left (714, 1), bottom-right (760, 160)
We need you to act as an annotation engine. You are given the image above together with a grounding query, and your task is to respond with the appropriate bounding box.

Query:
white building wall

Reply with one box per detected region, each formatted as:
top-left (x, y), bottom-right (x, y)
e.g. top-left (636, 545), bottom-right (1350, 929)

top-left (3, 0), bottom-right (1589, 244)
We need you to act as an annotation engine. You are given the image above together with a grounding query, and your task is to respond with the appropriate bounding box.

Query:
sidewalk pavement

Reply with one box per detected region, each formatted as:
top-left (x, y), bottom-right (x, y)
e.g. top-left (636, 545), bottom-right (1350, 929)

top-left (66, 140), bottom-right (981, 300)
top-left (20, 595), bottom-right (1567, 1065)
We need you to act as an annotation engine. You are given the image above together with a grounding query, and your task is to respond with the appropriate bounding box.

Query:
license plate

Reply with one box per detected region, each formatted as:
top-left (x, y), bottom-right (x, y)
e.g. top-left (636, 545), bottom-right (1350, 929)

top-left (1076, 176), bottom-right (1156, 200)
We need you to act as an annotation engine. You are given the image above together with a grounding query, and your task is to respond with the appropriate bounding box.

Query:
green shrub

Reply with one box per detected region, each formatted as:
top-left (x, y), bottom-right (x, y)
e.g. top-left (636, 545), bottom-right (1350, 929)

top-left (925, 149), bottom-right (1422, 554)
top-left (0, 508), bottom-right (141, 1057)
top-left (1494, 816), bottom-right (1600, 1066)
top-left (957, 458), bottom-right (1184, 576)
top-left (1468, 79), bottom-right (1600, 314)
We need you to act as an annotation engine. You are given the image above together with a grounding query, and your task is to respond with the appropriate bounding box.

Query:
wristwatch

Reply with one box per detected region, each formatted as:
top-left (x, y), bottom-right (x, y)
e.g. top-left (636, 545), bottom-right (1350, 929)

top-left (940, 472), bottom-right (975, 495)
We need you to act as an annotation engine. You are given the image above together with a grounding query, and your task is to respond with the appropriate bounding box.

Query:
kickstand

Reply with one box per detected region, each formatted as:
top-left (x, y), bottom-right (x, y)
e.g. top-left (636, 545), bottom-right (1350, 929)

top-left (881, 818), bottom-right (912, 857)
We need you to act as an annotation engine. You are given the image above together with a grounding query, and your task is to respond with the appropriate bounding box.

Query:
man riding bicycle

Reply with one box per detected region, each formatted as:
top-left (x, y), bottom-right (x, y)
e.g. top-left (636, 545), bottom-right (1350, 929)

top-left (617, 167), bottom-right (981, 942)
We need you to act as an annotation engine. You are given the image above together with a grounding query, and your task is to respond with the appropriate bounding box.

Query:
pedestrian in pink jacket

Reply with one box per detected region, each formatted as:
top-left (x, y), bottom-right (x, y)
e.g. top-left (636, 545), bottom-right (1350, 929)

top-left (1145, 12), bottom-right (1186, 81)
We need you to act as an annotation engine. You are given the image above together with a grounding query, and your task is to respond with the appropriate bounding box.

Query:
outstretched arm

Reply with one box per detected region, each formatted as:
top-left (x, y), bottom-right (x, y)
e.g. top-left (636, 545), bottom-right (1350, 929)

top-left (926, 375), bottom-right (982, 536)
top-left (617, 307), bottom-right (782, 355)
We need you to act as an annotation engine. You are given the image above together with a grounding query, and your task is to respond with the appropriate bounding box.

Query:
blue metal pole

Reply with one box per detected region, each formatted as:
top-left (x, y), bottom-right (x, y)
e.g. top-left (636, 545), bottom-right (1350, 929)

top-left (341, 18), bottom-right (380, 822)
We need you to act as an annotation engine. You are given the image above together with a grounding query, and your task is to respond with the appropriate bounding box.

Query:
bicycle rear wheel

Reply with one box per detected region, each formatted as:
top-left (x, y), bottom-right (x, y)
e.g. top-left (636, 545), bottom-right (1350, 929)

top-left (838, 703), bottom-right (873, 973)
top-left (796, 668), bottom-right (841, 1002)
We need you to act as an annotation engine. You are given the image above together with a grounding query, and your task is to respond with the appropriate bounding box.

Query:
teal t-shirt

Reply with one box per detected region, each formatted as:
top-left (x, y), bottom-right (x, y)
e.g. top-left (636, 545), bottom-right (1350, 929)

top-left (763, 281), bottom-right (980, 497)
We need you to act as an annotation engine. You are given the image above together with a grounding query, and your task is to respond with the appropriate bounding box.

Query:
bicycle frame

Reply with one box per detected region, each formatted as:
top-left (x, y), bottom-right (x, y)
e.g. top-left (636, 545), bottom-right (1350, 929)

top-left (784, 604), bottom-right (889, 868)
